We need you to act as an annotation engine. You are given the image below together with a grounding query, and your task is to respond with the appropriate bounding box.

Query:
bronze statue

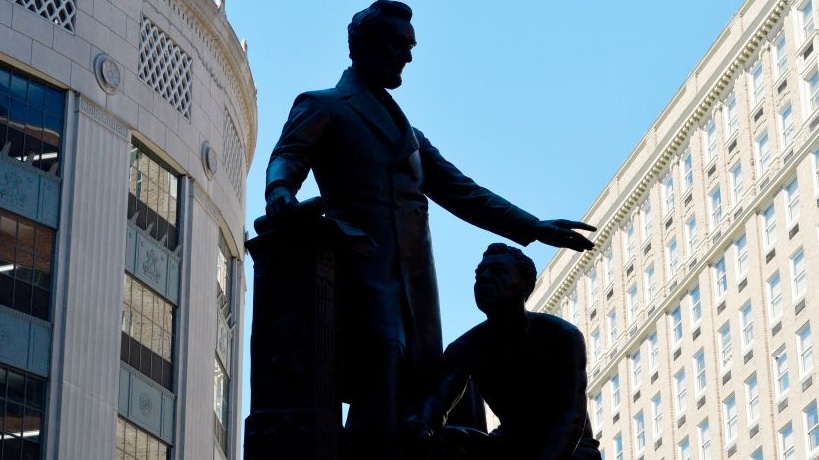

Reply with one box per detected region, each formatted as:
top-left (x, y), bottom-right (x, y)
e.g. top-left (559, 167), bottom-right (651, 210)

top-left (405, 243), bottom-right (601, 460)
top-left (265, 2), bottom-right (596, 458)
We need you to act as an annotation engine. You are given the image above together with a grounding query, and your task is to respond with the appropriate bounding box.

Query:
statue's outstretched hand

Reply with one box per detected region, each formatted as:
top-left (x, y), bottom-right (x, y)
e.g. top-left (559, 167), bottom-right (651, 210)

top-left (265, 185), bottom-right (299, 218)
top-left (534, 219), bottom-right (596, 252)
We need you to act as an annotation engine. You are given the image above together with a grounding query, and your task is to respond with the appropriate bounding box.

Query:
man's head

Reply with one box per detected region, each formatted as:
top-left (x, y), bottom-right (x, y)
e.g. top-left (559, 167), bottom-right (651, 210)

top-left (474, 243), bottom-right (537, 317)
top-left (348, 1), bottom-right (415, 89)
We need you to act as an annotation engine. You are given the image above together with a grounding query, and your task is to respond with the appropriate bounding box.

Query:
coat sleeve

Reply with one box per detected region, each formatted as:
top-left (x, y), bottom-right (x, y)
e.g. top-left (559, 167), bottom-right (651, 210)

top-left (414, 128), bottom-right (540, 246)
top-left (265, 93), bottom-right (331, 194)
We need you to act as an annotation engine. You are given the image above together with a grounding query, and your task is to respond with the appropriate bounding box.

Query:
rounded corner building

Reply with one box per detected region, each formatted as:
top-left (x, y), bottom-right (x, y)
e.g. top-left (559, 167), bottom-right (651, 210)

top-left (0, 0), bottom-right (257, 458)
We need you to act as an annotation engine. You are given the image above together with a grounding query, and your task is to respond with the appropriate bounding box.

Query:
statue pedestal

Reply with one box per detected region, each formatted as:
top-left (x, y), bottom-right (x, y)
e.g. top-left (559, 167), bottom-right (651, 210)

top-left (244, 215), bottom-right (368, 460)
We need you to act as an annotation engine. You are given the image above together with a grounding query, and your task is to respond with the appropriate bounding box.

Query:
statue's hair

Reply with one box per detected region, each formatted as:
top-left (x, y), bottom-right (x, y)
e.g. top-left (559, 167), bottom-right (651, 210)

top-left (482, 243), bottom-right (537, 300)
top-left (348, 1), bottom-right (412, 59)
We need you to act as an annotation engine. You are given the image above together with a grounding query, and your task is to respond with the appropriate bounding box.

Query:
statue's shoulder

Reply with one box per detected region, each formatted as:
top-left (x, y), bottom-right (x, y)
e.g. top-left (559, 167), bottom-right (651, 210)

top-left (297, 87), bottom-right (341, 103)
top-left (528, 311), bottom-right (581, 335)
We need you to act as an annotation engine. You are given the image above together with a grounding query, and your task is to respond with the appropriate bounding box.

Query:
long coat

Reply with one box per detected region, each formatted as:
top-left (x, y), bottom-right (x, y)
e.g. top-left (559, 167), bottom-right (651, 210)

top-left (266, 67), bottom-right (541, 399)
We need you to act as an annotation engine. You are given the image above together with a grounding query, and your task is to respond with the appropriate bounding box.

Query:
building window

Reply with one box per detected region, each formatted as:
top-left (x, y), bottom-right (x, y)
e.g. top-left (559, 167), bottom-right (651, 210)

top-left (662, 173), bottom-right (675, 216)
top-left (0, 209), bottom-right (55, 321)
top-left (746, 373), bottom-right (760, 424)
top-left (116, 416), bottom-right (169, 460)
top-left (734, 234), bottom-right (748, 280)
top-left (610, 374), bottom-right (621, 411)
top-left (682, 150), bottom-right (694, 190)
top-left (723, 393), bottom-right (738, 444)
top-left (779, 103), bottom-right (794, 148)
top-left (674, 369), bottom-right (687, 417)
top-left (761, 203), bottom-right (777, 248)
top-left (756, 131), bottom-right (772, 176)
top-left (607, 310), bottom-right (618, 345)
top-left (649, 332), bottom-right (659, 372)
top-left (678, 437), bottom-right (691, 460)
top-left (0, 365), bottom-right (46, 459)
top-left (802, 0), bottom-right (816, 41)
top-left (129, 141), bottom-right (180, 251)
top-left (806, 68), bottom-right (819, 113)
top-left (588, 268), bottom-right (598, 309)
top-left (685, 215), bottom-right (697, 257)
top-left (694, 349), bottom-right (707, 395)
top-left (774, 347), bottom-right (790, 397)
top-left (774, 34), bottom-right (788, 80)
top-left (709, 187), bottom-right (723, 231)
top-left (725, 93), bottom-right (739, 138)
top-left (591, 329), bottom-right (601, 366)
top-left (214, 358), bottom-right (229, 453)
top-left (706, 119), bottom-right (719, 163)
top-left (798, 324), bottom-right (814, 377)
top-left (713, 257), bottom-right (727, 299)
top-left (121, 273), bottom-right (175, 390)
top-left (0, 64), bottom-right (66, 174)
top-left (670, 306), bottom-right (683, 348)
top-left (750, 447), bottom-right (763, 460)
top-left (740, 302), bottom-right (754, 349)
top-left (719, 323), bottom-right (733, 372)
top-left (698, 419), bottom-right (712, 460)
top-left (689, 286), bottom-right (702, 327)
top-left (805, 401), bottom-right (819, 454)
top-left (780, 423), bottom-right (795, 460)
top-left (784, 178), bottom-right (801, 225)
top-left (651, 393), bottom-right (663, 438)
top-left (627, 284), bottom-right (639, 325)
top-left (567, 289), bottom-right (578, 325)
top-left (641, 201), bottom-right (652, 241)
top-left (791, 248), bottom-right (807, 299)
top-left (603, 246), bottom-right (613, 287)
top-left (643, 264), bottom-right (656, 305)
top-left (634, 411), bottom-right (646, 454)
top-left (215, 233), bottom-right (235, 455)
top-left (730, 163), bottom-right (744, 206)
top-left (592, 392), bottom-right (603, 429)
top-left (623, 220), bottom-right (635, 262)
top-left (613, 433), bottom-right (623, 460)
top-left (667, 238), bottom-right (679, 278)
top-left (813, 150), bottom-right (819, 195)
top-left (768, 272), bottom-right (783, 322)
top-left (631, 349), bottom-right (643, 390)
top-left (750, 61), bottom-right (765, 107)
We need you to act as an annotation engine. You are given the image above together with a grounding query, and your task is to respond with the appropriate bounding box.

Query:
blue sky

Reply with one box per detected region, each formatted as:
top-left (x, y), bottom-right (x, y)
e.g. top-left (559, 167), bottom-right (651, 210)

top-left (225, 0), bottom-right (745, 441)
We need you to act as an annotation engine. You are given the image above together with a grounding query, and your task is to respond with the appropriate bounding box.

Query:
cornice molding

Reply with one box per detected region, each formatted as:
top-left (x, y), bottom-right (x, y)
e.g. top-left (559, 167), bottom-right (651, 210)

top-left (537, 0), bottom-right (790, 314)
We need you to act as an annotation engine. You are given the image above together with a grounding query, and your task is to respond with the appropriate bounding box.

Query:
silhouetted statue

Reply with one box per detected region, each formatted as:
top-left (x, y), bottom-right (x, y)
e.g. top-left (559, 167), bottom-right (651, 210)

top-left (265, 2), bottom-right (596, 458)
top-left (405, 243), bottom-right (601, 460)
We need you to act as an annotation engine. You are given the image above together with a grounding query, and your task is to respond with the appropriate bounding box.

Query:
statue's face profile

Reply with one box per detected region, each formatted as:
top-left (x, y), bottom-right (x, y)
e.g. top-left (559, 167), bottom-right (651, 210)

top-left (356, 15), bottom-right (415, 89)
top-left (474, 253), bottom-right (526, 317)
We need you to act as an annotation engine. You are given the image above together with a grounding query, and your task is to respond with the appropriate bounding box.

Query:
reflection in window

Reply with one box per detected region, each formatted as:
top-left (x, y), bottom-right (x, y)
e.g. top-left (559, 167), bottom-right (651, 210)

top-left (128, 141), bottom-right (179, 251)
top-left (0, 365), bottom-right (45, 459)
top-left (115, 416), bottom-right (169, 460)
top-left (214, 358), bottom-right (229, 454)
top-left (0, 209), bottom-right (54, 321)
top-left (121, 273), bottom-right (175, 390)
top-left (0, 63), bottom-right (65, 174)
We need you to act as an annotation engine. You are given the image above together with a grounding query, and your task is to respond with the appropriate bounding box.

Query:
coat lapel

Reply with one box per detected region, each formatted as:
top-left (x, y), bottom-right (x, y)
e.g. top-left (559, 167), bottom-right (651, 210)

top-left (337, 68), bottom-right (402, 145)
top-left (336, 68), bottom-right (420, 164)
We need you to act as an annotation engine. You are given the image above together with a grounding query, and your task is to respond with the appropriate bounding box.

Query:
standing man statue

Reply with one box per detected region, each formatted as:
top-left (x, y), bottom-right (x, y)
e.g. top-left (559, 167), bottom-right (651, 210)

top-left (405, 243), bottom-right (601, 460)
top-left (265, 1), bottom-right (596, 458)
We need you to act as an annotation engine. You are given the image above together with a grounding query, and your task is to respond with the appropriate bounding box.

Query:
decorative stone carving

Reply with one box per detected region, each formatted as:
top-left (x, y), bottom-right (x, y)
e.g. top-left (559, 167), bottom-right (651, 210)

top-left (94, 53), bottom-right (121, 94)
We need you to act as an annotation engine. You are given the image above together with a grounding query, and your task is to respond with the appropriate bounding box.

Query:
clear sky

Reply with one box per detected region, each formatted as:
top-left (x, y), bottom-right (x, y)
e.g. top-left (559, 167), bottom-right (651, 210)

top-left (225, 0), bottom-right (745, 445)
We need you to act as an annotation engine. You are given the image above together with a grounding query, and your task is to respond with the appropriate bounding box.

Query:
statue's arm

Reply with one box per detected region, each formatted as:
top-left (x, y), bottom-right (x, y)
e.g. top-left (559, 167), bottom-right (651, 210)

top-left (408, 338), bottom-right (473, 436)
top-left (416, 129), bottom-right (596, 250)
top-left (414, 129), bottom-right (540, 246)
top-left (265, 94), bottom-right (330, 215)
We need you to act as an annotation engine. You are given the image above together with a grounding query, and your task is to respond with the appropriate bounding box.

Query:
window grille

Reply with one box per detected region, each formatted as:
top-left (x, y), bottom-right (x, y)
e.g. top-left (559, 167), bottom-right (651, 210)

top-left (223, 111), bottom-right (243, 197)
top-left (138, 16), bottom-right (193, 119)
top-left (12, 0), bottom-right (75, 32)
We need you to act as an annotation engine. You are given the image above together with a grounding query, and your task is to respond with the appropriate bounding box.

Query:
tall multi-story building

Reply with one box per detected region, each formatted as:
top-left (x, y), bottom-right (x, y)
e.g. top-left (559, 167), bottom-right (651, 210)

top-left (0, 0), bottom-right (256, 459)
top-left (528, 0), bottom-right (819, 458)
